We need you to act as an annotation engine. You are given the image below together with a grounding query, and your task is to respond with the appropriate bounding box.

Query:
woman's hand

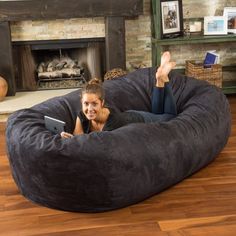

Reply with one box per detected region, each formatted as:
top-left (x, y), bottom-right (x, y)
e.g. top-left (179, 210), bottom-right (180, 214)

top-left (60, 131), bottom-right (74, 138)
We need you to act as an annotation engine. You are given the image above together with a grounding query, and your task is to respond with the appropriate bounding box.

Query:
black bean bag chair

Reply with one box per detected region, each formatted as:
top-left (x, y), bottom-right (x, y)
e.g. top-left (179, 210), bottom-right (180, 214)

top-left (6, 67), bottom-right (231, 212)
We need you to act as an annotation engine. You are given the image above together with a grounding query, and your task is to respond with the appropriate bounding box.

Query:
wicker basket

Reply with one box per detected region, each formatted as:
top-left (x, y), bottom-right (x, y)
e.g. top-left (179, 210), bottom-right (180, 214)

top-left (185, 60), bottom-right (222, 88)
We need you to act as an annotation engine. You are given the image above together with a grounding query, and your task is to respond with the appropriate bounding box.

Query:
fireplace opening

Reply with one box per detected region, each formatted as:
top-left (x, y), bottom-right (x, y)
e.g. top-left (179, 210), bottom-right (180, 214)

top-left (35, 48), bottom-right (86, 90)
top-left (12, 38), bottom-right (106, 91)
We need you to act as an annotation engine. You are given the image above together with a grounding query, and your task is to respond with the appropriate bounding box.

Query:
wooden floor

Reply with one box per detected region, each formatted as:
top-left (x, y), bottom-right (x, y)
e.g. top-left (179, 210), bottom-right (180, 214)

top-left (1, 95), bottom-right (236, 236)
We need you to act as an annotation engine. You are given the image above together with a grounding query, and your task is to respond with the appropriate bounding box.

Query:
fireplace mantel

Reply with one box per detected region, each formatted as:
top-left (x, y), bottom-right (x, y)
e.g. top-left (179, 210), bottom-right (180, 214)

top-left (0, 0), bottom-right (143, 20)
top-left (0, 0), bottom-right (143, 95)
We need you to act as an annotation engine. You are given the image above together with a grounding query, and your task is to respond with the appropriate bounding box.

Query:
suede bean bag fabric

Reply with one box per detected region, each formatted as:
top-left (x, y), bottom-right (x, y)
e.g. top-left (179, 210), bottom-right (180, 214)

top-left (6, 67), bottom-right (231, 212)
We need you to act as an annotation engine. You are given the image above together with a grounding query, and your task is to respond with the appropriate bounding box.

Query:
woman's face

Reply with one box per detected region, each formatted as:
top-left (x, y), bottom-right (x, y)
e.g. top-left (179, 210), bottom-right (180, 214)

top-left (81, 93), bottom-right (104, 120)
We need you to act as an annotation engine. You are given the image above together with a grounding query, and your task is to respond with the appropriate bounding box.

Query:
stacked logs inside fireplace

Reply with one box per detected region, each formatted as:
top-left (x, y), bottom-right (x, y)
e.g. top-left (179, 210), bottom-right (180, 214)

top-left (37, 55), bottom-right (86, 89)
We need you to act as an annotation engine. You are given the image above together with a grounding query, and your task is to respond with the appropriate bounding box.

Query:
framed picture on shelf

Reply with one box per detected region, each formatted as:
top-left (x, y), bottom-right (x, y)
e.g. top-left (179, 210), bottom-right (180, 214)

top-left (160, 0), bottom-right (183, 39)
top-left (223, 7), bottom-right (236, 34)
top-left (189, 20), bottom-right (202, 34)
top-left (184, 18), bottom-right (203, 36)
top-left (204, 16), bottom-right (228, 35)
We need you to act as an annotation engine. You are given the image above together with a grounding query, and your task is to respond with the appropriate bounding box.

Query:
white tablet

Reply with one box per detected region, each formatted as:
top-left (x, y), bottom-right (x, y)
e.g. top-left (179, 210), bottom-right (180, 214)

top-left (44, 115), bottom-right (66, 134)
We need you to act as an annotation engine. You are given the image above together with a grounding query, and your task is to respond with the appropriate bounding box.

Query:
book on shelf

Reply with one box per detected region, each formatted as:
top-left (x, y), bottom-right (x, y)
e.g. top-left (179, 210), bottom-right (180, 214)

top-left (203, 51), bottom-right (220, 68)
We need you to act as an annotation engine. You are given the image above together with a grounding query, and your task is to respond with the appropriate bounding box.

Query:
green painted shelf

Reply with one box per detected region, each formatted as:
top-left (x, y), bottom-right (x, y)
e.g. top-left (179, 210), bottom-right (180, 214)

top-left (151, 34), bottom-right (236, 66)
top-left (152, 34), bottom-right (236, 46)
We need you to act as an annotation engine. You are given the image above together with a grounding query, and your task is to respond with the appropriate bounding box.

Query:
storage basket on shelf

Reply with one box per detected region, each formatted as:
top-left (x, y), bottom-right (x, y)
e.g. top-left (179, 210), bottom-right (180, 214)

top-left (185, 60), bottom-right (222, 88)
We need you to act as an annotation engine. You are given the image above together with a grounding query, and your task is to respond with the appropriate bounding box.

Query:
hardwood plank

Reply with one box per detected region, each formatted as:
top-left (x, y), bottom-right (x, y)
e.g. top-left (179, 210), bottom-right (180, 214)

top-left (33, 222), bottom-right (166, 236)
top-left (159, 214), bottom-right (236, 231)
top-left (167, 224), bottom-right (236, 236)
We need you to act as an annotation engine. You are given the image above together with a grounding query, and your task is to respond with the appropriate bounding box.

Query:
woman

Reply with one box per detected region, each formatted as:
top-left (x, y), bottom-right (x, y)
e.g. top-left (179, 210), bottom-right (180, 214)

top-left (61, 51), bottom-right (177, 138)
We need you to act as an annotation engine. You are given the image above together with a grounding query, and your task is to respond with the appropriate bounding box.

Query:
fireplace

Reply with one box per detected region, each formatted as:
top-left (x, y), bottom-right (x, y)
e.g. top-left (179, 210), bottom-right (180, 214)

top-left (12, 38), bottom-right (105, 91)
top-left (0, 0), bottom-right (143, 95)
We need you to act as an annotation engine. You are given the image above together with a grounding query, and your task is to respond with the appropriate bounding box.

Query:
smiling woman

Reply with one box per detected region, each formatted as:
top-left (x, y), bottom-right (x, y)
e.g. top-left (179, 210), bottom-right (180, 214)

top-left (61, 78), bottom-right (108, 138)
top-left (61, 51), bottom-right (178, 138)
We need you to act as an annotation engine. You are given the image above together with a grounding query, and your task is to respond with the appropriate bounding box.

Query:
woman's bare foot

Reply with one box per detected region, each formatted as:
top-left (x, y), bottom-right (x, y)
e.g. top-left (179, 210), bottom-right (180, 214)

top-left (156, 51), bottom-right (176, 87)
top-left (160, 51), bottom-right (171, 67)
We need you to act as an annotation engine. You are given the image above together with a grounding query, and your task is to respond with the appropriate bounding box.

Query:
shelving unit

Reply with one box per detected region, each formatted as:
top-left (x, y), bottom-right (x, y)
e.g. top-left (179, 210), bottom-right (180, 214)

top-left (151, 0), bottom-right (236, 94)
top-left (152, 35), bottom-right (236, 65)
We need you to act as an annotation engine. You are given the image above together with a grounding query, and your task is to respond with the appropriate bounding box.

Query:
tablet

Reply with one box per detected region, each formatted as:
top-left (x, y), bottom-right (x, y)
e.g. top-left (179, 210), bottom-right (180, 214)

top-left (44, 115), bottom-right (66, 134)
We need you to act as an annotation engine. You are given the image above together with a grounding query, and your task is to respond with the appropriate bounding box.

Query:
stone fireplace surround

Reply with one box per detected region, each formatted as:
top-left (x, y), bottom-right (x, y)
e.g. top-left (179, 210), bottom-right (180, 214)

top-left (0, 0), bottom-right (143, 96)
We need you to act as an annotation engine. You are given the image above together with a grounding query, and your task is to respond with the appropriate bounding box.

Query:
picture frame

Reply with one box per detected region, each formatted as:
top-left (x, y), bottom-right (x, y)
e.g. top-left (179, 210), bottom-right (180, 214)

top-left (223, 7), bottom-right (236, 34)
top-left (189, 20), bottom-right (202, 34)
top-left (184, 18), bottom-right (203, 36)
top-left (204, 16), bottom-right (228, 35)
top-left (160, 0), bottom-right (183, 39)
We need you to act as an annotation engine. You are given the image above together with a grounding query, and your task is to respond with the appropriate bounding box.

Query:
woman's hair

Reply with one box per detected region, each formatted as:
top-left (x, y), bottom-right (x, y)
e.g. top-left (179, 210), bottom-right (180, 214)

top-left (81, 78), bottom-right (104, 101)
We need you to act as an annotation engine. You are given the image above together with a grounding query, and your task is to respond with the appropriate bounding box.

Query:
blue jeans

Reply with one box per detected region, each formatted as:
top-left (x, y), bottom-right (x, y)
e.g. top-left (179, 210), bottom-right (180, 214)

top-left (126, 110), bottom-right (176, 123)
top-left (127, 83), bottom-right (177, 123)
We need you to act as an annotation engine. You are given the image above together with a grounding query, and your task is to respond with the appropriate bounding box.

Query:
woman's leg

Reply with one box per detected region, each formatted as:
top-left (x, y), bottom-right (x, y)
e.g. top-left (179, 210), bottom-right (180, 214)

top-left (127, 109), bottom-right (176, 123)
top-left (152, 51), bottom-right (177, 115)
top-left (142, 52), bottom-right (177, 122)
top-left (151, 83), bottom-right (177, 115)
top-left (126, 51), bottom-right (177, 123)
top-left (127, 83), bottom-right (177, 123)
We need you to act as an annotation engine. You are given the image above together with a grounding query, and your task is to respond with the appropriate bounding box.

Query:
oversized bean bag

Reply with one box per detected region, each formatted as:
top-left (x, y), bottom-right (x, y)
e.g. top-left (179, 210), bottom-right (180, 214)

top-left (6, 67), bottom-right (231, 212)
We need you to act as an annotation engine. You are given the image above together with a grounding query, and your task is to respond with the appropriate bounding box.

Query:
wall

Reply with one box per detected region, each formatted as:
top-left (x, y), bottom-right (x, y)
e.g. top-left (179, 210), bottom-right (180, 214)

top-left (10, 0), bottom-right (236, 79)
top-left (10, 18), bottom-right (105, 40)
top-left (126, 0), bottom-right (152, 70)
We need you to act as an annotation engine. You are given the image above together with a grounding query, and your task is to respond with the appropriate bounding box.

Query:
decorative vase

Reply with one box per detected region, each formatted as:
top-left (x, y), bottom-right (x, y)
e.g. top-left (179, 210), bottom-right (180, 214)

top-left (0, 76), bottom-right (8, 101)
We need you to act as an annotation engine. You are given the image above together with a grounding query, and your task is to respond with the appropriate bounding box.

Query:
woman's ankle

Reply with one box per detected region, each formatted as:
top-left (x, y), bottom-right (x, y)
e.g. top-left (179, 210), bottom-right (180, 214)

top-left (156, 75), bottom-right (169, 87)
